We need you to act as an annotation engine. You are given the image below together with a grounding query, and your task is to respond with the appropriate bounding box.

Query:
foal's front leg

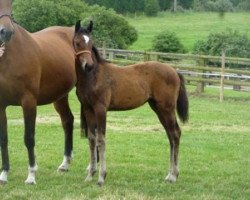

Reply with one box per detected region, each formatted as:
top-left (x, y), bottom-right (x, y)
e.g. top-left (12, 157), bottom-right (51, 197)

top-left (95, 105), bottom-right (107, 186)
top-left (22, 95), bottom-right (38, 184)
top-left (84, 109), bottom-right (98, 182)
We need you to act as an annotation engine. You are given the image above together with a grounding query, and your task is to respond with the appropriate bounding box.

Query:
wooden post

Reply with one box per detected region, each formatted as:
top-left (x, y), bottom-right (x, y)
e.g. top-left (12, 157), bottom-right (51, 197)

top-left (195, 58), bottom-right (206, 93)
top-left (102, 42), bottom-right (106, 59)
top-left (144, 51), bottom-right (150, 61)
top-left (220, 50), bottom-right (226, 102)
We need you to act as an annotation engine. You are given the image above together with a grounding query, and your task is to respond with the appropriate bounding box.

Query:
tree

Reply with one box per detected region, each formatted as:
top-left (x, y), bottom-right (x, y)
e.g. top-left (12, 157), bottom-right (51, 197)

top-left (152, 31), bottom-right (186, 53)
top-left (80, 5), bottom-right (138, 49)
top-left (144, 0), bottom-right (160, 16)
top-left (13, 0), bottom-right (87, 32)
top-left (193, 29), bottom-right (250, 59)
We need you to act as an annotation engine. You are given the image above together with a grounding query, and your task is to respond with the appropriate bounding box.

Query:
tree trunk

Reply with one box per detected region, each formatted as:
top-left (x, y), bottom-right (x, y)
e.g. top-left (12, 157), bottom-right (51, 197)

top-left (173, 0), bottom-right (177, 12)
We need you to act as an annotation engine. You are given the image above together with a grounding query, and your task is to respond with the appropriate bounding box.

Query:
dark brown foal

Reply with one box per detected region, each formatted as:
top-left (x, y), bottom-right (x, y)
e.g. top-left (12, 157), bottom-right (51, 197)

top-left (73, 21), bottom-right (189, 186)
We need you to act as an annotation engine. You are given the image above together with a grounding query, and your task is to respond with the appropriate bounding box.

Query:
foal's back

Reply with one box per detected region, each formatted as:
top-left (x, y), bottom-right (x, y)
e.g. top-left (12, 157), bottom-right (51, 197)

top-left (103, 61), bottom-right (180, 110)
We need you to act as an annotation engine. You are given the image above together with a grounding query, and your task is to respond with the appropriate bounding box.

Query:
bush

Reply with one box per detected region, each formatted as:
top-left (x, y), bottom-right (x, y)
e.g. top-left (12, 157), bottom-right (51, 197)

top-left (13, 0), bottom-right (86, 32)
top-left (193, 29), bottom-right (250, 58)
top-left (144, 0), bottom-right (160, 16)
top-left (237, 0), bottom-right (250, 11)
top-left (81, 6), bottom-right (138, 49)
top-left (152, 31), bottom-right (186, 53)
top-left (13, 0), bottom-right (138, 49)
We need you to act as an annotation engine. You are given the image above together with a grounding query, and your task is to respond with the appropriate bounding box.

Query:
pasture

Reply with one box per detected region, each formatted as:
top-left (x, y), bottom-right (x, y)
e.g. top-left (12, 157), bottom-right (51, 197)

top-left (0, 86), bottom-right (249, 200)
top-left (126, 12), bottom-right (250, 51)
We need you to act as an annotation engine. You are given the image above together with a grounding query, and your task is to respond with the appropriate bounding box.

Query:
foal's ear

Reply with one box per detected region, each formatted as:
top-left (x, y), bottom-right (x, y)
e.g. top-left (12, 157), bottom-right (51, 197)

top-left (75, 20), bottom-right (81, 33)
top-left (87, 21), bottom-right (93, 33)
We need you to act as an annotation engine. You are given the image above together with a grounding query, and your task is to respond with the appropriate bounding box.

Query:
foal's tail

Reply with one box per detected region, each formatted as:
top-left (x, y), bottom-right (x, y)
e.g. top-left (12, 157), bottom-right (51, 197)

top-left (177, 73), bottom-right (189, 123)
top-left (80, 104), bottom-right (88, 138)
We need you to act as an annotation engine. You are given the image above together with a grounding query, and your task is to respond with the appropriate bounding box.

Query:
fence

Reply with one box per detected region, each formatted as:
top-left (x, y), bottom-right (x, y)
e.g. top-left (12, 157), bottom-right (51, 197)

top-left (99, 48), bottom-right (250, 99)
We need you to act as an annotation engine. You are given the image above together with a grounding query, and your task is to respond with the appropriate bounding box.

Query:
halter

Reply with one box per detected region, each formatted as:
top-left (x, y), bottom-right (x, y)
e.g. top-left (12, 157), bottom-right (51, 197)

top-left (0, 12), bottom-right (13, 22)
top-left (75, 50), bottom-right (92, 57)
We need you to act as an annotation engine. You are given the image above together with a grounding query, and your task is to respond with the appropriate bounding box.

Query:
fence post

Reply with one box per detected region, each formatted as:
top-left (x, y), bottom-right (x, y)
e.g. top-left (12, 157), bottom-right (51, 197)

top-left (196, 58), bottom-right (206, 93)
top-left (102, 42), bottom-right (106, 59)
top-left (220, 50), bottom-right (226, 102)
top-left (144, 51), bottom-right (150, 61)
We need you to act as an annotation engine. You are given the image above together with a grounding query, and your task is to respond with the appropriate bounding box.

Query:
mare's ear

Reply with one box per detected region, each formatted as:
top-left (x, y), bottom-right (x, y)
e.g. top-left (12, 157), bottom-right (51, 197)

top-left (87, 21), bottom-right (93, 33)
top-left (75, 20), bottom-right (81, 33)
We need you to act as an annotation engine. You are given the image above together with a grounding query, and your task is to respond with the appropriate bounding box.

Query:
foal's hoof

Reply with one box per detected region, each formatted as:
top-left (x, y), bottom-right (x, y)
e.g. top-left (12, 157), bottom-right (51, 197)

top-left (57, 166), bottom-right (69, 172)
top-left (165, 173), bottom-right (177, 183)
top-left (97, 180), bottom-right (104, 187)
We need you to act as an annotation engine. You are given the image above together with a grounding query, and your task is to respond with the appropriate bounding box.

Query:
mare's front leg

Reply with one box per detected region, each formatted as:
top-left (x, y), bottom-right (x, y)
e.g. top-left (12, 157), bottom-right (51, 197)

top-left (22, 95), bottom-right (38, 184)
top-left (95, 104), bottom-right (107, 186)
top-left (0, 106), bottom-right (9, 184)
top-left (54, 96), bottom-right (74, 171)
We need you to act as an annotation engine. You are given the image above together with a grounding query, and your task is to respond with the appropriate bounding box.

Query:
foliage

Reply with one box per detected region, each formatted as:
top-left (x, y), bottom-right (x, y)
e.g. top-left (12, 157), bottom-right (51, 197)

top-left (193, 0), bottom-right (235, 11)
top-left (80, 5), bottom-right (138, 49)
top-left (13, 0), bottom-right (137, 49)
top-left (237, 0), bottom-right (250, 11)
top-left (193, 29), bottom-right (250, 58)
top-left (152, 31), bottom-right (186, 53)
top-left (13, 0), bottom-right (87, 32)
top-left (144, 0), bottom-right (160, 16)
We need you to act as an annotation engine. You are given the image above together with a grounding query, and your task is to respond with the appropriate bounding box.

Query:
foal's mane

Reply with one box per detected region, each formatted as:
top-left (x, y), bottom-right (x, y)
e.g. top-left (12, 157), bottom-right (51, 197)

top-left (92, 45), bottom-right (108, 64)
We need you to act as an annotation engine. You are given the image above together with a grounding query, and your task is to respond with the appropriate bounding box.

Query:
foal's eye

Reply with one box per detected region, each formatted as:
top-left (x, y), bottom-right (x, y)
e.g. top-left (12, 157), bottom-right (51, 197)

top-left (76, 43), bottom-right (81, 48)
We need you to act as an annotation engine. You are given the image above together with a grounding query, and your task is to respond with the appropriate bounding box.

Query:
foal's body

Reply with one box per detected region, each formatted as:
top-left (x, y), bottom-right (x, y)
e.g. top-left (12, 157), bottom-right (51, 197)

top-left (79, 61), bottom-right (180, 111)
top-left (74, 21), bottom-right (189, 186)
top-left (0, 2), bottom-right (76, 184)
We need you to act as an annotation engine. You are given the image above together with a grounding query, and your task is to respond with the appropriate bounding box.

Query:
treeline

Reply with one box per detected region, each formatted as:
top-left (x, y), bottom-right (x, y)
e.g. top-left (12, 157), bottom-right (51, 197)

top-left (84, 0), bottom-right (250, 14)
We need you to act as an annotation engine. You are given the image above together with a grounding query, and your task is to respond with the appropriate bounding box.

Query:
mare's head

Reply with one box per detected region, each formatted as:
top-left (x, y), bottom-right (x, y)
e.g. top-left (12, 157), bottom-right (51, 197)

top-left (0, 0), bottom-right (15, 43)
top-left (73, 20), bottom-right (94, 72)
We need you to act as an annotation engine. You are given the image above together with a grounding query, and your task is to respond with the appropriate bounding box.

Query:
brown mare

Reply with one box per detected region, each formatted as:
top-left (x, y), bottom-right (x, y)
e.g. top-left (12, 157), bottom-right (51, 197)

top-left (73, 21), bottom-right (189, 186)
top-left (0, 0), bottom-right (77, 184)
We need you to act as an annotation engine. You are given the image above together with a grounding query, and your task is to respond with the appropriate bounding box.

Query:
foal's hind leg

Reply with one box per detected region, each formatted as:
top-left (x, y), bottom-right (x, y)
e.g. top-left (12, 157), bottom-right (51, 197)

top-left (149, 100), bottom-right (181, 183)
top-left (54, 96), bottom-right (74, 171)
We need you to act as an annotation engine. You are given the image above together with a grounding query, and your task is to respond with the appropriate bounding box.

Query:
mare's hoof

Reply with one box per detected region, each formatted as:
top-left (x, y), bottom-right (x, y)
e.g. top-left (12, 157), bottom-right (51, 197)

top-left (57, 165), bottom-right (69, 172)
top-left (165, 173), bottom-right (177, 183)
top-left (25, 178), bottom-right (36, 185)
top-left (0, 180), bottom-right (7, 185)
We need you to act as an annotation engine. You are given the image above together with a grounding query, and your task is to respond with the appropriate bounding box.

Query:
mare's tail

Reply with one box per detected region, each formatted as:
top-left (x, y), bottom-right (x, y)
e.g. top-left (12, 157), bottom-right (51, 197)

top-left (177, 73), bottom-right (189, 123)
top-left (80, 104), bottom-right (88, 138)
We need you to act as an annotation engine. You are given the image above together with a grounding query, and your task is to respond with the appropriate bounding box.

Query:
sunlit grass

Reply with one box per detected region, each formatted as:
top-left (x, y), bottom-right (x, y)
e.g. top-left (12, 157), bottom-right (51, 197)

top-left (126, 12), bottom-right (250, 52)
top-left (1, 87), bottom-right (250, 199)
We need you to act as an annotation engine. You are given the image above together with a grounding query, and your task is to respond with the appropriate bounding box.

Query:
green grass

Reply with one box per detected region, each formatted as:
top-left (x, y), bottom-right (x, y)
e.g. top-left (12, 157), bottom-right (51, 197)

top-left (126, 12), bottom-right (250, 52)
top-left (0, 87), bottom-right (250, 200)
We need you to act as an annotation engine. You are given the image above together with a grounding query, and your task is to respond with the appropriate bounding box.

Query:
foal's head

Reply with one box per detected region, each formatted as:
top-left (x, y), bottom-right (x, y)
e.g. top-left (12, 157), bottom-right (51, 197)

top-left (0, 0), bottom-right (15, 43)
top-left (73, 20), bottom-right (94, 72)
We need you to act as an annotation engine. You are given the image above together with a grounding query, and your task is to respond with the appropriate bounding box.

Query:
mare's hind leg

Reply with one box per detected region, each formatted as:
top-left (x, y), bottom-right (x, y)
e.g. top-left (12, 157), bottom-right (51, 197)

top-left (54, 96), bottom-right (74, 171)
top-left (149, 100), bottom-right (181, 183)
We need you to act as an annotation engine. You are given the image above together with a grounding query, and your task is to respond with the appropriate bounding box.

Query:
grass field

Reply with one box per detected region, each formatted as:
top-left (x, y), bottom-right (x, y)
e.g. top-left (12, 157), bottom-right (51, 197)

top-left (126, 12), bottom-right (250, 52)
top-left (0, 86), bottom-right (249, 200)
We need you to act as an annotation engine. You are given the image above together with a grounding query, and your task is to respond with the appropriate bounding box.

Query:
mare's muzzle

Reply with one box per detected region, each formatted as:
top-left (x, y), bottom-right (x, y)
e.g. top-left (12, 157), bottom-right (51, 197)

top-left (0, 26), bottom-right (13, 42)
top-left (0, 14), bottom-right (15, 43)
